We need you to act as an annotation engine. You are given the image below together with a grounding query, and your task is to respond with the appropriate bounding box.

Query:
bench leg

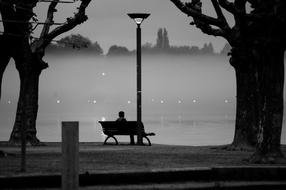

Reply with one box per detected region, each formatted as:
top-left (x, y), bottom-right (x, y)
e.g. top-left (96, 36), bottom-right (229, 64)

top-left (104, 136), bottom-right (118, 145)
top-left (143, 136), bottom-right (151, 146)
top-left (130, 135), bottom-right (135, 145)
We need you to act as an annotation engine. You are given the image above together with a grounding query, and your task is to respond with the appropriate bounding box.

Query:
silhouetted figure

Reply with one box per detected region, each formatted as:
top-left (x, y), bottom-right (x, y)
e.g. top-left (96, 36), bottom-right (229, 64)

top-left (116, 111), bottom-right (134, 145)
top-left (116, 111), bottom-right (127, 122)
top-left (116, 111), bottom-right (135, 145)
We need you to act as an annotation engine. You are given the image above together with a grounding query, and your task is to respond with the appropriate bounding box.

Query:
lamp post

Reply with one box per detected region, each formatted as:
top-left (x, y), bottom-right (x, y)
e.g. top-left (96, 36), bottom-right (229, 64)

top-left (128, 13), bottom-right (150, 145)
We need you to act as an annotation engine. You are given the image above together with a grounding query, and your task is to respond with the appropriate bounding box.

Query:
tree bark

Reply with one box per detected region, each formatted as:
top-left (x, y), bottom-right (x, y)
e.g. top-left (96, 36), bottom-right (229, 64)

top-left (0, 35), bottom-right (11, 100)
top-left (249, 47), bottom-right (285, 163)
top-left (9, 67), bottom-right (41, 145)
top-left (8, 33), bottom-right (42, 145)
top-left (230, 69), bottom-right (257, 150)
top-left (9, 52), bottom-right (42, 145)
top-left (0, 56), bottom-right (10, 100)
top-left (169, 0), bottom-right (286, 163)
top-left (223, 45), bottom-right (258, 151)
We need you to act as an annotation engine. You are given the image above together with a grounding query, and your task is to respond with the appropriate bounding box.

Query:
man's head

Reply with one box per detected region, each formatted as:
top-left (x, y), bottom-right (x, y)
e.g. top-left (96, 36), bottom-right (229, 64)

top-left (119, 111), bottom-right (125, 118)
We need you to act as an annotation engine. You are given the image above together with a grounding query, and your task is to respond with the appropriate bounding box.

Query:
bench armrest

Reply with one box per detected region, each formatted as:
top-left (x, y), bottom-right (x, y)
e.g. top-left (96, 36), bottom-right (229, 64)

top-left (144, 132), bottom-right (155, 136)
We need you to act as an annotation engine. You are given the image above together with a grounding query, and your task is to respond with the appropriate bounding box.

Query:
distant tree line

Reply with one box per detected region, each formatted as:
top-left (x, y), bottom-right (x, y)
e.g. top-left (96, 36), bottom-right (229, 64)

top-left (47, 34), bottom-right (103, 55)
top-left (48, 29), bottom-right (232, 56)
top-left (107, 28), bottom-right (230, 56)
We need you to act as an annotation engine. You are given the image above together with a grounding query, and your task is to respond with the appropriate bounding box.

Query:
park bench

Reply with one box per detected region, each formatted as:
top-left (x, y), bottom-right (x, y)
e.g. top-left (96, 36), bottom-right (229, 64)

top-left (98, 121), bottom-right (155, 146)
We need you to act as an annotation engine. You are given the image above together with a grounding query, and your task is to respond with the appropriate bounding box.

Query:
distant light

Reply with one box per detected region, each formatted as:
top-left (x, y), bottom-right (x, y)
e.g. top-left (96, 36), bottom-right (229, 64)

top-left (160, 100), bottom-right (164, 104)
top-left (8, 100), bottom-right (11, 104)
top-left (192, 99), bottom-right (197, 103)
top-left (101, 72), bottom-right (106, 76)
top-left (56, 100), bottom-right (61, 104)
top-left (178, 100), bottom-right (182, 104)
top-left (151, 99), bottom-right (155, 102)
top-left (88, 100), bottom-right (97, 104)
top-left (224, 99), bottom-right (229, 103)
top-left (127, 100), bottom-right (131, 104)
top-left (101, 117), bottom-right (106, 121)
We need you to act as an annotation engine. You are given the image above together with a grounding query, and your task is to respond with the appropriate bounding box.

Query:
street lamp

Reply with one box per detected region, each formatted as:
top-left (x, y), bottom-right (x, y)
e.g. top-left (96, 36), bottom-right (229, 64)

top-left (128, 13), bottom-right (150, 145)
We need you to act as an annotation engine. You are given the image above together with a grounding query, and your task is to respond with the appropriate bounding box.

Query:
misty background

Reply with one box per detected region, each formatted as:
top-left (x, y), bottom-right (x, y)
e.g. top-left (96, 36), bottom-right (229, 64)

top-left (1, 52), bottom-right (285, 145)
top-left (0, 0), bottom-right (285, 145)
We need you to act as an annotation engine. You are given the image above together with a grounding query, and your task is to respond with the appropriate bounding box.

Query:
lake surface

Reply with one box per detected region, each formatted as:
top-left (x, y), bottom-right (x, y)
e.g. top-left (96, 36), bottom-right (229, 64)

top-left (0, 54), bottom-right (285, 145)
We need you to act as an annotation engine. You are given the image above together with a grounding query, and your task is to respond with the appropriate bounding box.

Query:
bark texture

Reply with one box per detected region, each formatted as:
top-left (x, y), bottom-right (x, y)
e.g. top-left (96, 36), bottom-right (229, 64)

top-left (0, 35), bottom-right (11, 100)
top-left (250, 47), bottom-right (284, 163)
top-left (170, 0), bottom-right (286, 162)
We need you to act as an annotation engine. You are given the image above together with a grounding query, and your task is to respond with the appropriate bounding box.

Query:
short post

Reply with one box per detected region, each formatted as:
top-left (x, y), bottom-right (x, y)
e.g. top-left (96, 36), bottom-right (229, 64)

top-left (62, 121), bottom-right (79, 190)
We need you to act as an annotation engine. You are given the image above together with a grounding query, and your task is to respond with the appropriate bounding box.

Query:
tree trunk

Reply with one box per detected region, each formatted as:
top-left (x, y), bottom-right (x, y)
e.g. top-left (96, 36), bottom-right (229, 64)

top-left (2, 0), bottom-right (90, 146)
top-left (224, 46), bottom-right (257, 151)
top-left (0, 57), bottom-right (10, 100)
top-left (230, 69), bottom-right (257, 150)
top-left (9, 52), bottom-right (42, 145)
top-left (249, 47), bottom-right (285, 163)
top-left (0, 35), bottom-right (11, 100)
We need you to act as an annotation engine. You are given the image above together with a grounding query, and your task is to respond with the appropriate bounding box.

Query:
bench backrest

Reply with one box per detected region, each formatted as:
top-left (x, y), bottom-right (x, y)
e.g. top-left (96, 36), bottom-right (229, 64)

top-left (99, 121), bottom-right (143, 135)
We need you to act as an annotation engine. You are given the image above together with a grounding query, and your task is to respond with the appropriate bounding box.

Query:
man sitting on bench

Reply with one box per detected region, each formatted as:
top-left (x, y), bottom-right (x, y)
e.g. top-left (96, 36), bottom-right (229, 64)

top-left (116, 111), bottom-right (135, 145)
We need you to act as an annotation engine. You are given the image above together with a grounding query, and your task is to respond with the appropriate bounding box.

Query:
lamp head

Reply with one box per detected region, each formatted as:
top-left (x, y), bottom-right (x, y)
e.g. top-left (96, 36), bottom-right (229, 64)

top-left (127, 13), bottom-right (150, 25)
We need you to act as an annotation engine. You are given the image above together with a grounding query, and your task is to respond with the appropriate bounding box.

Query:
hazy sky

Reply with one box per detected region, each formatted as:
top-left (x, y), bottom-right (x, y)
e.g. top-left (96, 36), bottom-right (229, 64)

top-left (31, 0), bottom-right (228, 53)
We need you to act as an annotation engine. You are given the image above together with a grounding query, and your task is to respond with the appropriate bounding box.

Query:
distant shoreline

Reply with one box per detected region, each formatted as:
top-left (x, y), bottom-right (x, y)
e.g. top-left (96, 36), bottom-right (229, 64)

top-left (46, 49), bottom-right (229, 57)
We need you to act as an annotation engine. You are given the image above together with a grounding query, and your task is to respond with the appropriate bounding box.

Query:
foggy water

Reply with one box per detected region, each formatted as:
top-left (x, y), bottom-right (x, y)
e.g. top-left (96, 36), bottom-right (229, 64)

top-left (0, 54), bottom-right (285, 145)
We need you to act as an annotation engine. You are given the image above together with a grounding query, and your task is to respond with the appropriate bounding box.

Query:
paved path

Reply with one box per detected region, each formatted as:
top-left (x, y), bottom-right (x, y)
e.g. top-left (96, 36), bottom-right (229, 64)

top-left (1, 166), bottom-right (286, 189)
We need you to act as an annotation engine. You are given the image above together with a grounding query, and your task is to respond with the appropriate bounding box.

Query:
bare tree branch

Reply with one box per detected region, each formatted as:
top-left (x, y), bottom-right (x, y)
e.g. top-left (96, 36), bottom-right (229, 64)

top-left (234, 0), bottom-right (247, 12)
top-left (170, 0), bottom-right (222, 27)
top-left (38, 0), bottom-right (91, 51)
top-left (246, 0), bottom-right (258, 8)
top-left (170, 0), bottom-right (230, 38)
top-left (218, 0), bottom-right (237, 14)
top-left (40, 0), bottom-right (59, 38)
top-left (38, 0), bottom-right (76, 3)
top-left (197, 24), bottom-right (226, 37)
top-left (31, 0), bottom-right (59, 52)
top-left (211, 0), bottom-right (230, 30)
top-left (219, 0), bottom-right (250, 19)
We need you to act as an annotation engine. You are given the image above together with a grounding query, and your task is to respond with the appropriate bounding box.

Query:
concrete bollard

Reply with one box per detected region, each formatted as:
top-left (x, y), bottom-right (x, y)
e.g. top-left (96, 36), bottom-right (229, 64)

top-left (62, 121), bottom-right (79, 190)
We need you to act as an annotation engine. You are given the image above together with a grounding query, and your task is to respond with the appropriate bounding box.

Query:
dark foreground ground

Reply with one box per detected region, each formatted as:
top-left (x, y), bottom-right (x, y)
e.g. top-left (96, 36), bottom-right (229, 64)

top-left (1, 142), bottom-right (286, 189)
